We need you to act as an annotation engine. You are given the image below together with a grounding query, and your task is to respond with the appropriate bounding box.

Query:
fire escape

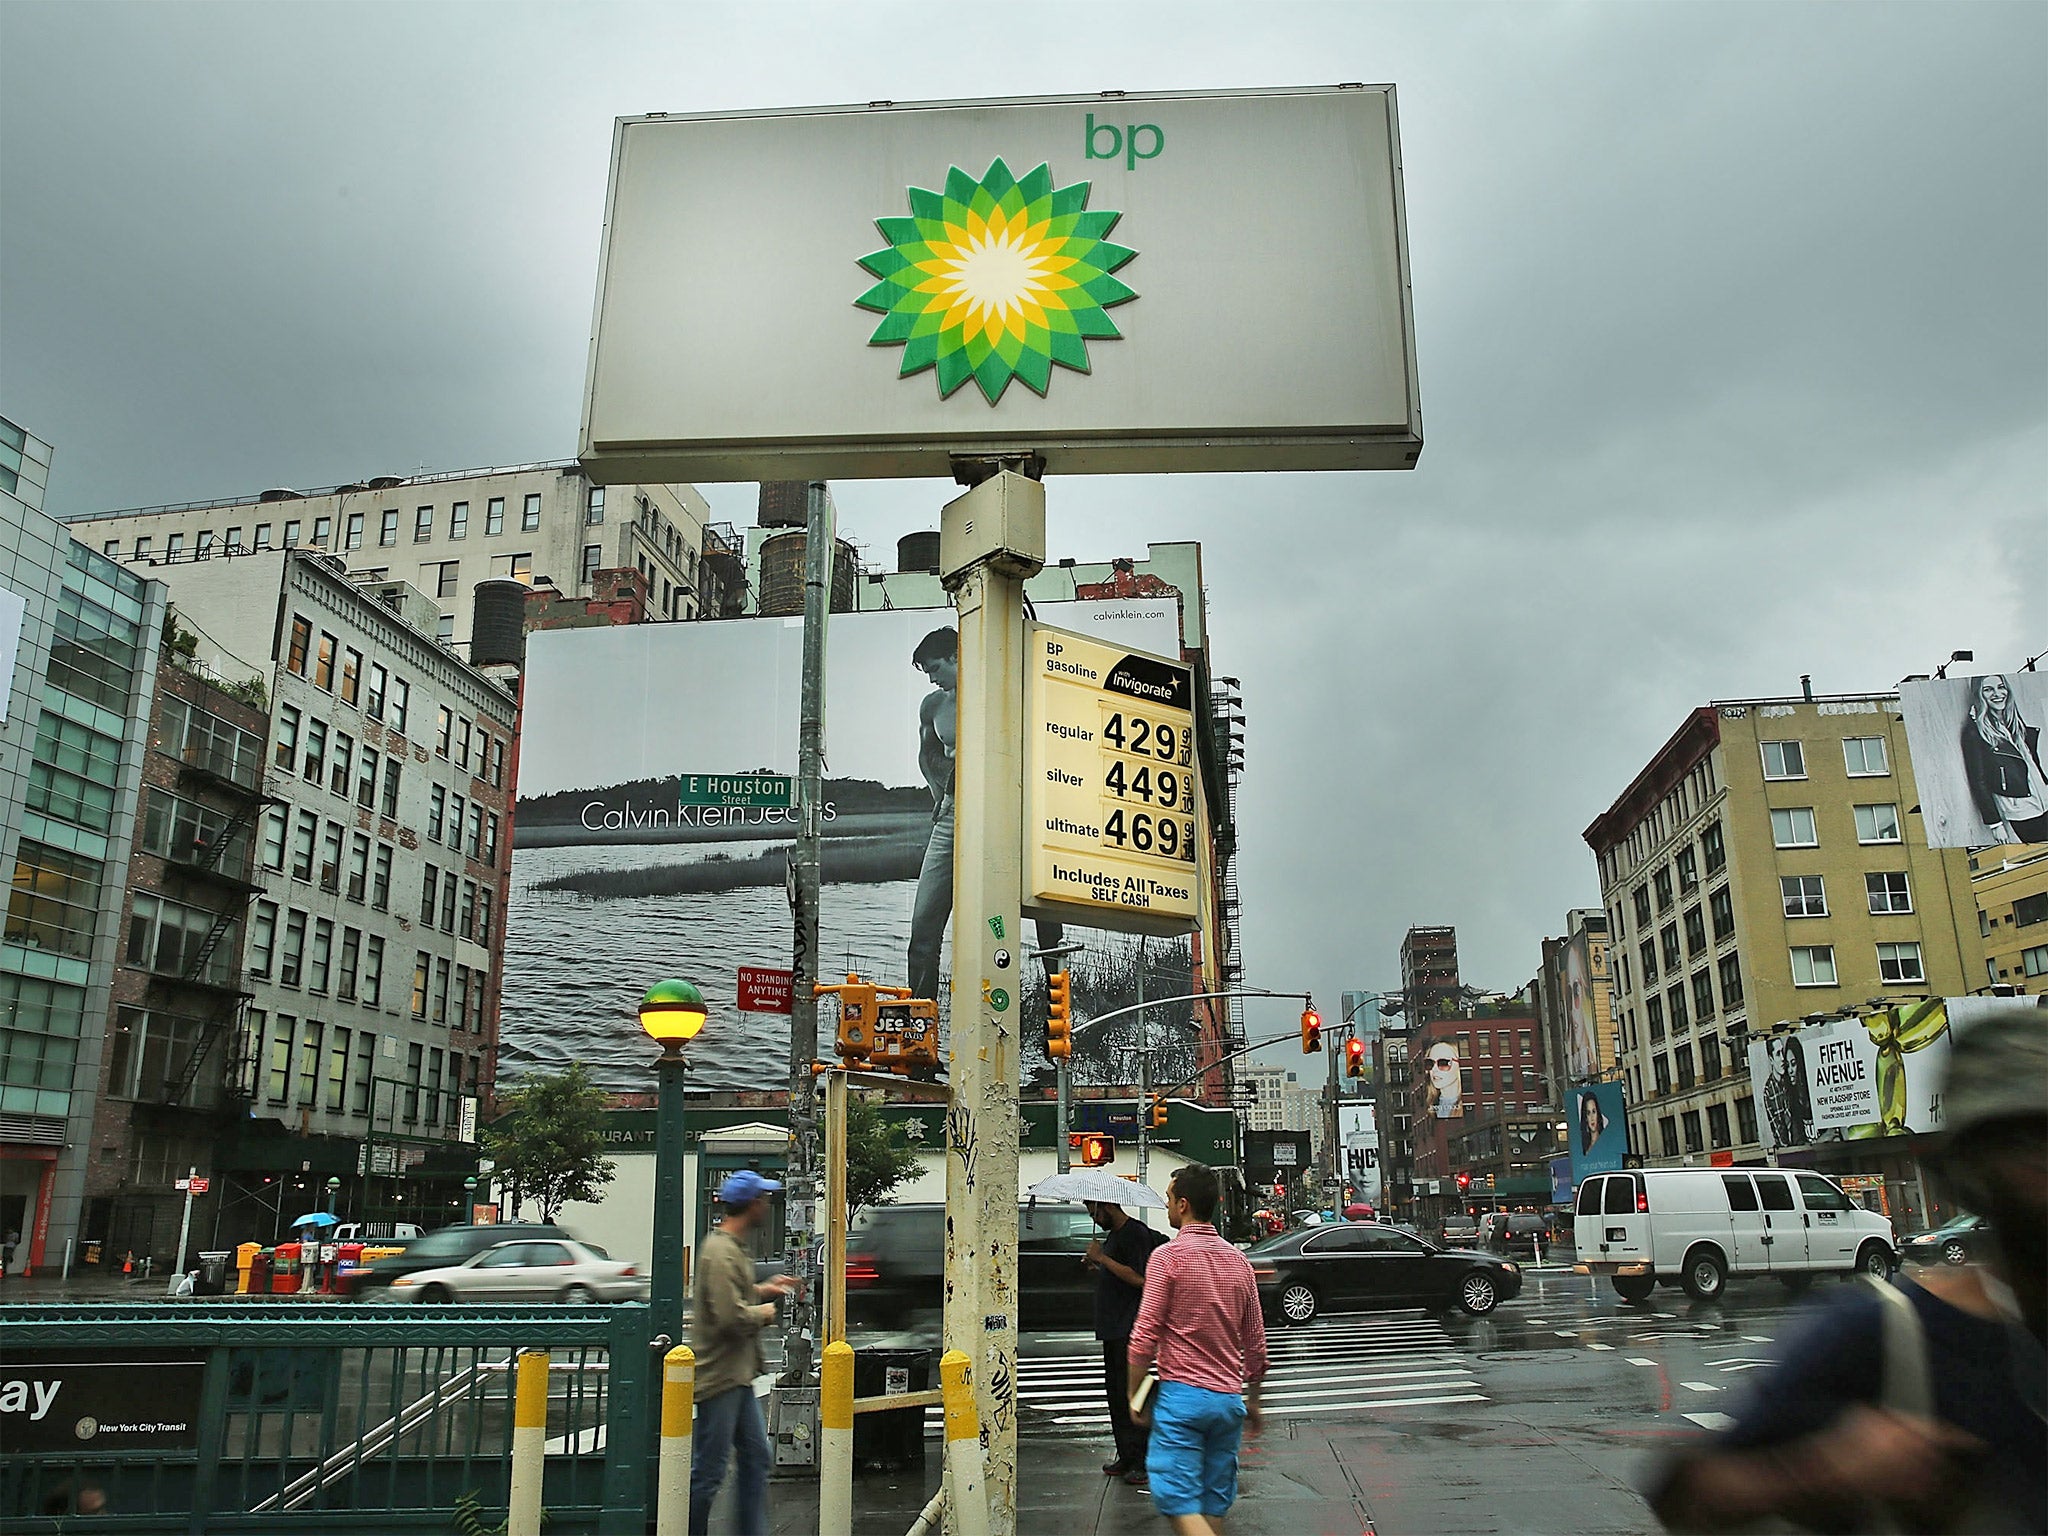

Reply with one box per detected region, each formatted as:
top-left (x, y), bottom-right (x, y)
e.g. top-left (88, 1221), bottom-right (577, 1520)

top-left (699, 522), bottom-right (751, 619)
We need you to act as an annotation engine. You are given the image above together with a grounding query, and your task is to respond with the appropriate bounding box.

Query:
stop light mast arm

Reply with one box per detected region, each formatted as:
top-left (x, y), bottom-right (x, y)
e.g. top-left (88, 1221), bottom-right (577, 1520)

top-left (1066, 989), bottom-right (1311, 1044)
top-left (1139, 1013), bottom-right (1349, 1103)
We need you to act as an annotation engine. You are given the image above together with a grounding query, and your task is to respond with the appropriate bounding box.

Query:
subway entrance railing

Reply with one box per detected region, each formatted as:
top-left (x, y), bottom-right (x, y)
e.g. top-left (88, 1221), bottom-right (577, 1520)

top-left (0, 1301), bottom-right (656, 1534)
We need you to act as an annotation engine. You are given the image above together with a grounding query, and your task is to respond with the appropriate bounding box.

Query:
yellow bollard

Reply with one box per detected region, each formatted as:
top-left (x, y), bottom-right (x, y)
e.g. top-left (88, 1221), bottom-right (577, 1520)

top-left (657, 1344), bottom-right (695, 1536)
top-left (940, 1349), bottom-right (988, 1536)
top-left (507, 1348), bottom-right (550, 1536)
top-left (820, 1341), bottom-right (855, 1536)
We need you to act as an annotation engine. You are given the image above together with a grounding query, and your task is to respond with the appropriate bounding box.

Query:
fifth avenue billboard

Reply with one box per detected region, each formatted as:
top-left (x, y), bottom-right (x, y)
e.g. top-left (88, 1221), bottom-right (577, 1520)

top-left (1898, 672), bottom-right (2048, 847)
top-left (580, 88), bottom-right (1420, 482)
top-left (500, 599), bottom-right (1188, 1093)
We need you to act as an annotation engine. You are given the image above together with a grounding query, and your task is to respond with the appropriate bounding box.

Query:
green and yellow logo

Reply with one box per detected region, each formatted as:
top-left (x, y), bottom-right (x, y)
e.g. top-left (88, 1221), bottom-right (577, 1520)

top-left (855, 158), bottom-right (1137, 404)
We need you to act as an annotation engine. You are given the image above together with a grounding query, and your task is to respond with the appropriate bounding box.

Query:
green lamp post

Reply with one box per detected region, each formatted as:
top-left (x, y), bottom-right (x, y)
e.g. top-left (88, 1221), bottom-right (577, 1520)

top-left (641, 979), bottom-right (706, 1347)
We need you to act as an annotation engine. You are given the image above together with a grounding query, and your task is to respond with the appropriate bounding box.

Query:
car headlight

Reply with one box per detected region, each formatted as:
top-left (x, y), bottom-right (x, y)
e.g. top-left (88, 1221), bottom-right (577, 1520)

top-left (1502, 1262), bottom-right (1520, 1274)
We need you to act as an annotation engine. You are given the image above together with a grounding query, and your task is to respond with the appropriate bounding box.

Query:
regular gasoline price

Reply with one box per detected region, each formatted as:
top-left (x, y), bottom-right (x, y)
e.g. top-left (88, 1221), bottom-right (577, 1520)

top-left (1101, 708), bottom-right (1197, 861)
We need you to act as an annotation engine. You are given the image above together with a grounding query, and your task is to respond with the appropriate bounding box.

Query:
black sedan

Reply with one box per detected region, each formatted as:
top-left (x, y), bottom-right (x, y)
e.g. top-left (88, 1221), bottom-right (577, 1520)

top-left (1248, 1223), bottom-right (1522, 1321)
top-left (1900, 1214), bottom-right (1995, 1267)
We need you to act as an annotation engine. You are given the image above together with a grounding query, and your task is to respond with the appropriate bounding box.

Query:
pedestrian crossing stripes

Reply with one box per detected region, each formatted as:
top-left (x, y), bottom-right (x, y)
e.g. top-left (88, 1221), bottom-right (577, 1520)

top-left (962, 1311), bottom-right (1488, 1430)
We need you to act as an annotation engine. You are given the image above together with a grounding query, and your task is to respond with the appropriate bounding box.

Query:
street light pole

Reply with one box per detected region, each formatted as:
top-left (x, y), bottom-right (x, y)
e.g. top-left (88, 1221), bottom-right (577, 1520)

top-left (641, 980), bottom-right (708, 1349)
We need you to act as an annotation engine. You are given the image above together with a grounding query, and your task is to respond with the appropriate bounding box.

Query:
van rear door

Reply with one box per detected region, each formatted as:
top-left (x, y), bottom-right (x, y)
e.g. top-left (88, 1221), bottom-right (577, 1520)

top-left (1753, 1173), bottom-right (1808, 1268)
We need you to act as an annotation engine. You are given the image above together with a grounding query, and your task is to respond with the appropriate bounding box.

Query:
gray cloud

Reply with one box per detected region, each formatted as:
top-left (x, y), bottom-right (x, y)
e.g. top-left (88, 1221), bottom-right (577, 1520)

top-left (4, 2), bottom-right (2041, 1054)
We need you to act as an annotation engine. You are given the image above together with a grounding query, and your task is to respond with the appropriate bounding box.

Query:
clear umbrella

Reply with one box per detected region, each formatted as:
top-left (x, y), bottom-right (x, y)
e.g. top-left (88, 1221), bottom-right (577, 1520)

top-left (1025, 1169), bottom-right (1166, 1209)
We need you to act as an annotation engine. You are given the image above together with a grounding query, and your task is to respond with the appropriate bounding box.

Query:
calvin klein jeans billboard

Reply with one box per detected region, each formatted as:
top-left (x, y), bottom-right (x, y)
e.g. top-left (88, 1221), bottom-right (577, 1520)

top-left (1567, 1081), bottom-right (1627, 1182)
top-left (502, 598), bottom-right (1184, 1092)
top-left (1336, 1102), bottom-right (1381, 1210)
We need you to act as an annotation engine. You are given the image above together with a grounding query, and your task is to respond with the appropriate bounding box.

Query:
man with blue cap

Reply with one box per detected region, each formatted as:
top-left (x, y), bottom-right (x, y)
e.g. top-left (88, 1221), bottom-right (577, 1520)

top-left (690, 1169), bottom-right (798, 1536)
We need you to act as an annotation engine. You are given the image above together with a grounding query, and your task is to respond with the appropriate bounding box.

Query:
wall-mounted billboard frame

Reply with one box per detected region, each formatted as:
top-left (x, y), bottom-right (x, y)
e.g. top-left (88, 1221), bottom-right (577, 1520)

top-left (579, 86), bottom-right (1421, 483)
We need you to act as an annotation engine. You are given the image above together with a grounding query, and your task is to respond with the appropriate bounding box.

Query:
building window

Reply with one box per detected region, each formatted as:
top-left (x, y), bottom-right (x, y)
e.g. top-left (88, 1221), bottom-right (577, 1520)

top-left (280, 910), bottom-right (307, 987)
top-left (1701, 820), bottom-right (1725, 874)
top-left (371, 844), bottom-right (392, 911)
top-left (167, 532), bottom-right (185, 558)
top-left (1735, 1094), bottom-right (1758, 1144)
top-left (429, 784), bottom-right (446, 840)
top-left (1632, 886), bottom-right (1652, 928)
top-left (1781, 874), bottom-right (1827, 918)
top-left (436, 614), bottom-right (454, 643)
top-left (586, 485), bottom-right (605, 525)
top-left (356, 748), bottom-right (378, 810)
top-left (506, 553), bottom-right (533, 582)
top-left (309, 918), bottom-right (333, 993)
top-left (1640, 938), bottom-right (1658, 987)
top-left (1771, 807), bottom-right (1818, 848)
top-left (381, 758), bottom-right (401, 818)
top-left (1700, 1032), bottom-right (1722, 1082)
top-left (254, 524), bottom-right (273, 550)
top-left (315, 632), bottom-right (337, 690)
top-left (389, 678), bottom-right (409, 735)
top-left (1675, 1045), bottom-right (1695, 1090)
top-left (1843, 736), bottom-right (1889, 776)
top-left (346, 511), bottom-right (365, 549)
top-left (414, 505), bottom-right (434, 542)
top-left (1761, 741), bottom-right (1806, 779)
top-left (1790, 945), bottom-right (1838, 987)
top-left (1676, 845), bottom-right (1699, 896)
top-left (320, 820), bottom-right (344, 891)
top-left (411, 953), bottom-right (430, 1019)
top-left (340, 646), bottom-right (362, 706)
top-left (487, 497), bottom-right (505, 535)
top-left (456, 719), bottom-right (472, 773)
top-left (273, 703), bottom-right (301, 770)
top-left (347, 834), bottom-right (369, 902)
top-left (1684, 906), bottom-right (1707, 955)
top-left (103, 538), bottom-right (119, 557)
top-left (427, 561), bottom-right (458, 599)
top-left (1877, 942), bottom-right (1925, 984)
top-left (1654, 865), bottom-right (1674, 912)
top-left (421, 863), bottom-right (439, 925)
top-left (436, 708), bottom-right (452, 758)
top-left (448, 794), bottom-right (465, 847)
top-left (362, 936), bottom-right (384, 1007)
top-left (1646, 995), bottom-right (1665, 1042)
top-left (1661, 922), bottom-right (1681, 971)
top-left (1718, 953), bottom-right (1744, 1009)
top-left (314, 516), bottom-right (333, 547)
top-left (287, 616), bottom-right (311, 675)
top-left (582, 544), bottom-right (602, 584)
top-left (380, 509), bottom-right (399, 546)
top-left (283, 520), bottom-right (301, 549)
top-left (2022, 944), bottom-right (2048, 978)
top-left (1854, 804), bottom-right (1902, 844)
top-left (1667, 983), bottom-right (1689, 1032)
top-left (522, 494), bottom-right (541, 531)
top-left (366, 663), bottom-right (387, 720)
top-left (1866, 871), bottom-right (1912, 915)
top-left (1659, 1117), bottom-right (1680, 1158)
top-left (2014, 893), bottom-right (2048, 928)
top-left (302, 719), bottom-right (326, 785)
top-left (1681, 1110), bottom-right (1704, 1154)
top-left (267, 1019), bottom-right (292, 1104)
top-left (1692, 968), bottom-right (1716, 1023)
top-left (1709, 886), bottom-right (1735, 942)
top-left (450, 501), bottom-right (469, 540)
top-left (7, 842), bottom-right (103, 959)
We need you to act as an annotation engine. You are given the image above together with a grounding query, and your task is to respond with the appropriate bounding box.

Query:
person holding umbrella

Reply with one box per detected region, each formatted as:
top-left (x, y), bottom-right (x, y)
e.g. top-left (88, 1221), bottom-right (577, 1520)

top-left (1086, 1197), bottom-right (1167, 1486)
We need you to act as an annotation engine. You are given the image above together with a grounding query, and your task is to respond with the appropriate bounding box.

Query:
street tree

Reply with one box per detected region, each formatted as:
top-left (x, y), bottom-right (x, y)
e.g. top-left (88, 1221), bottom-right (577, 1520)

top-left (484, 1063), bottom-right (616, 1222)
top-left (843, 1094), bottom-right (921, 1224)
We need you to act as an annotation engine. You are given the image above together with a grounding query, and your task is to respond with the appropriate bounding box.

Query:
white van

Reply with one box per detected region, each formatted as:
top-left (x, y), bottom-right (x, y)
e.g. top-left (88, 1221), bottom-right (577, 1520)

top-left (1573, 1168), bottom-right (1894, 1302)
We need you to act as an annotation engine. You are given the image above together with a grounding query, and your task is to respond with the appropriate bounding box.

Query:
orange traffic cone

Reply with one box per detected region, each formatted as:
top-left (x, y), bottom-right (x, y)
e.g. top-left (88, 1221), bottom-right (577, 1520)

top-left (122, 1250), bottom-right (134, 1275)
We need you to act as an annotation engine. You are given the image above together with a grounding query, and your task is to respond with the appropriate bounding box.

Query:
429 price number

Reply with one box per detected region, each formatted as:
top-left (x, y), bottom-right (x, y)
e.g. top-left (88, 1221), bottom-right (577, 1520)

top-left (1102, 809), bottom-right (1198, 863)
top-left (1103, 711), bottom-right (1191, 766)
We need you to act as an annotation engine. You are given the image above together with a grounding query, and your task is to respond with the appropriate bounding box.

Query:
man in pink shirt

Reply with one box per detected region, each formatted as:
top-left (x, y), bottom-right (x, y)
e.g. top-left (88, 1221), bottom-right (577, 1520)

top-left (1129, 1164), bottom-right (1269, 1535)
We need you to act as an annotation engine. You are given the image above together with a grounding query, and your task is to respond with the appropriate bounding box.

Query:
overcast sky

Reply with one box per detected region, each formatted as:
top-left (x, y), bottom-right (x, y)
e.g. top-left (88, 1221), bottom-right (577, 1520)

top-left (4, 3), bottom-right (2043, 1063)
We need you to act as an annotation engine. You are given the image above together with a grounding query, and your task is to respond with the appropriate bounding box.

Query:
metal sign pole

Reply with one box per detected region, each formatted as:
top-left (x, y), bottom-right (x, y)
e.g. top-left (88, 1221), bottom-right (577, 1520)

top-left (940, 469), bottom-right (1042, 1536)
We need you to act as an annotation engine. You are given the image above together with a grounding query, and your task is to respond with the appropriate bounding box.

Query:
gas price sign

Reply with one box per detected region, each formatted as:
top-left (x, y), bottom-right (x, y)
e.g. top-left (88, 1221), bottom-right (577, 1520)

top-left (1023, 622), bottom-right (1203, 937)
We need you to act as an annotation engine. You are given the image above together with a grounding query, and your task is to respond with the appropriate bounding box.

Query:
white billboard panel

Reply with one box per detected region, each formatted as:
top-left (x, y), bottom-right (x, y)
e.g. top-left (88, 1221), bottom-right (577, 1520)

top-left (1337, 1102), bottom-right (1381, 1211)
top-left (580, 87), bottom-right (1420, 482)
top-left (1898, 673), bottom-right (2048, 847)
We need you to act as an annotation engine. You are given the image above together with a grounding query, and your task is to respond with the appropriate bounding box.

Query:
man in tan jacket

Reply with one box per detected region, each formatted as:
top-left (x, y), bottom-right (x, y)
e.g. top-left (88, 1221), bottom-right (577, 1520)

top-left (690, 1170), bottom-right (798, 1536)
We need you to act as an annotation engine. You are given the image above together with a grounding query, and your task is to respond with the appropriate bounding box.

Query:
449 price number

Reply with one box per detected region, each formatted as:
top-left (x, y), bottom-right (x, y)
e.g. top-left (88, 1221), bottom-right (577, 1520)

top-left (1103, 760), bottom-right (1188, 812)
top-left (1102, 808), bottom-right (1197, 863)
top-left (1104, 711), bottom-right (1191, 766)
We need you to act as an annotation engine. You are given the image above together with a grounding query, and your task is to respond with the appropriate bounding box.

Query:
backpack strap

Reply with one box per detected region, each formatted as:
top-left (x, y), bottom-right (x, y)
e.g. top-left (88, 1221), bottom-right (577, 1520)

top-left (1864, 1273), bottom-right (1932, 1419)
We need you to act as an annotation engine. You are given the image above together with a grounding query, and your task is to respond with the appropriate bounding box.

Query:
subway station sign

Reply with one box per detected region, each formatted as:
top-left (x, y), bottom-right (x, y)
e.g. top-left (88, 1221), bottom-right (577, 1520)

top-left (581, 86), bottom-right (1420, 482)
top-left (1023, 622), bottom-right (1201, 936)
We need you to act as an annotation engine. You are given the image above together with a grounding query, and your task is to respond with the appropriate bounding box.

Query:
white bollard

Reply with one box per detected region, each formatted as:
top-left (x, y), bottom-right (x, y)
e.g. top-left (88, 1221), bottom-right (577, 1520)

top-left (819, 1340), bottom-right (854, 1536)
top-left (657, 1344), bottom-right (695, 1536)
top-left (507, 1348), bottom-right (549, 1536)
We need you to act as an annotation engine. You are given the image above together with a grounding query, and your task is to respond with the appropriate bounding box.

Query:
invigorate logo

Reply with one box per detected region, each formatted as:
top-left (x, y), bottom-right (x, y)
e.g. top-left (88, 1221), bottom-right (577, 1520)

top-left (853, 158), bottom-right (1137, 404)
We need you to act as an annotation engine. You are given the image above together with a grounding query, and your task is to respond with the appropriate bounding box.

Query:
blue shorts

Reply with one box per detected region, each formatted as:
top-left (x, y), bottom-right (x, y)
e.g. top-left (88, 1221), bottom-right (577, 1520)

top-left (1145, 1379), bottom-right (1246, 1518)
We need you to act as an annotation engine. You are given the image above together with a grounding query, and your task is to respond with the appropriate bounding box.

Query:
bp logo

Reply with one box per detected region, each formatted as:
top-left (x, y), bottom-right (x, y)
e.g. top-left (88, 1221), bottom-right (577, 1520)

top-left (854, 158), bottom-right (1137, 405)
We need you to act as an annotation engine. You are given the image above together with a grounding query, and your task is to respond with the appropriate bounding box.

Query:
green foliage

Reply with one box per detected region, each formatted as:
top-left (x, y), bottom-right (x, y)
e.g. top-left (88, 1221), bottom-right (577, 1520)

top-left (483, 1063), bottom-right (616, 1222)
top-left (843, 1094), bottom-right (921, 1223)
top-left (452, 1490), bottom-right (547, 1535)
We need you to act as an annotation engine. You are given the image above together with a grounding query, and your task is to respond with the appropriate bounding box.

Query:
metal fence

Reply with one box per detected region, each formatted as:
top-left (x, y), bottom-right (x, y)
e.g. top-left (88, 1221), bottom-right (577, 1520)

top-left (0, 1301), bottom-right (655, 1535)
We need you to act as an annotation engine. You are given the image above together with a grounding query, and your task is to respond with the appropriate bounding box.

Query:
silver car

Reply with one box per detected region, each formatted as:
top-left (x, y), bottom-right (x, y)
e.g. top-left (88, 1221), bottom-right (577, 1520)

top-left (389, 1237), bottom-right (648, 1304)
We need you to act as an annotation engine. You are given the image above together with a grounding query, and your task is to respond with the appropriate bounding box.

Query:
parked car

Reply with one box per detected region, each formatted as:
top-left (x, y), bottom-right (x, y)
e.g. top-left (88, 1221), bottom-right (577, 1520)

top-left (332, 1222), bottom-right (423, 1245)
top-left (845, 1202), bottom-right (1113, 1331)
top-left (1479, 1213), bottom-right (1553, 1258)
top-left (1249, 1224), bottom-right (1521, 1320)
top-left (1901, 1214), bottom-right (1995, 1267)
top-left (1573, 1169), bottom-right (1894, 1302)
top-left (345, 1222), bottom-right (570, 1297)
top-left (1439, 1217), bottom-right (1480, 1246)
top-left (390, 1237), bottom-right (647, 1304)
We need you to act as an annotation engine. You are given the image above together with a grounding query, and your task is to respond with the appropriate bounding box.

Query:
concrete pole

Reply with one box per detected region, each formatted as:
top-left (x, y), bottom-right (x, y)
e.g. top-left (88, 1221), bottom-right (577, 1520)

top-left (1135, 939), bottom-right (1149, 1187)
top-left (940, 469), bottom-right (1041, 1536)
top-left (1055, 1057), bottom-right (1072, 1173)
top-left (784, 479), bottom-right (831, 1383)
top-left (172, 1166), bottom-right (196, 1279)
top-left (822, 1070), bottom-right (849, 1346)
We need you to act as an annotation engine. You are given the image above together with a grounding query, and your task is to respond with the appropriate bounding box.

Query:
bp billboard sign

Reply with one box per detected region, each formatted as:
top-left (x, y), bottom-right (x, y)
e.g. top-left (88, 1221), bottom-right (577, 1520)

top-left (581, 87), bottom-right (1420, 482)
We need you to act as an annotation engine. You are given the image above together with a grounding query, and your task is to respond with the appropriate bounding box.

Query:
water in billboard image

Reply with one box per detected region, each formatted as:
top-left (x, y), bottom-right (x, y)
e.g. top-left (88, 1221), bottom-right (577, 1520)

top-left (501, 598), bottom-right (1189, 1092)
top-left (1899, 673), bottom-right (2048, 848)
top-left (1745, 997), bottom-right (1986, 1152)
top-left (1420, 1039), bottom-right (1462, 1119)
top-left (1568, 1082), bottom-right (1627, 1181)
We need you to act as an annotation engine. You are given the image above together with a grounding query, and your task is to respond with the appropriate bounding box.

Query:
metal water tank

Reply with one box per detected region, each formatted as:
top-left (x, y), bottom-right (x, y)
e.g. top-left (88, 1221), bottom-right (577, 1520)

top-left (757, 482), bottom-right (809, 529)
top-left (757, 533), bottom-right (861, 616)
top-left (470, 579), bottom-right (529, 668)
top-left (897, 531), bottom-right (941, 574)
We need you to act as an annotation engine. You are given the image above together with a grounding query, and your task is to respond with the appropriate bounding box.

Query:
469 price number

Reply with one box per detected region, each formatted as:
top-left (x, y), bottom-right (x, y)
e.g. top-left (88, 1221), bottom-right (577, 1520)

top-left (1102, 809), bottom-right (1197, 863)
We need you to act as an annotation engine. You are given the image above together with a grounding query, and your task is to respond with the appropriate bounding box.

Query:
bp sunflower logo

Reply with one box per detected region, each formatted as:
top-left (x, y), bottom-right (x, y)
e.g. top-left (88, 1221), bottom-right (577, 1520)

top-left (854, 158), bottom-right (1137, 405)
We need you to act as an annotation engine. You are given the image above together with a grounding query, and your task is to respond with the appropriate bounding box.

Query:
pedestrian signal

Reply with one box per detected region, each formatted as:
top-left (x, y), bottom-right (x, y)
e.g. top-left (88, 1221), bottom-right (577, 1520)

top-left (1046, 970), bottom-right (1073, 1059)
top-left (1071, 1132), bottom-right (1115, 1167)
top-left (1344, 1037), bottom-right (1367, 1079)
top-left (1300, 1008), bottom-right (1323, 1053)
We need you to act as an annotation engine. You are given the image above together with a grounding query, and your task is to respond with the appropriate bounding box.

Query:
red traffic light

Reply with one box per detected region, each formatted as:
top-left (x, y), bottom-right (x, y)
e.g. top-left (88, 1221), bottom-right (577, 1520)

top-left (1300, 1009), bottom-right (1323, 1053)
top-left (1456, 1172), bottom-right (1473, 1193)
top-left (1344, 1037), bottom-right (1367, 1078)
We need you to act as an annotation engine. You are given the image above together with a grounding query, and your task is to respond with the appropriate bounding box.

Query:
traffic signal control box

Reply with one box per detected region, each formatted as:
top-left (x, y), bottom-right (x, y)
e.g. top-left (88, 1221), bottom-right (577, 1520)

top-left (819, 974), bottom-right (940, 1079)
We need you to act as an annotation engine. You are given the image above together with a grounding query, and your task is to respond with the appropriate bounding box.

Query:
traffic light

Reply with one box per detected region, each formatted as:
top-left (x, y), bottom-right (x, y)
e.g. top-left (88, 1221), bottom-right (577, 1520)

top-left (1344, 1036), bottom-right (1367, 1079)
top-left (1300, 1008), bottom-right (1323, 1054)
top-left (1456, 1172), bottom-right (1472, 1194)
top-left (1046, 970), bottom-right (1072, 1059)
top-left (1071, 1131), bottom-right (1115, 1167)
top-left (1150, 1096), bottom-right (1168, 1130)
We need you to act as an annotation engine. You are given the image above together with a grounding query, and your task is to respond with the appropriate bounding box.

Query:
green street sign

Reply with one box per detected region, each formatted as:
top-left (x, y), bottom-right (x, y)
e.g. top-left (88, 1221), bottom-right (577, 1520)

top-left (677, 773), bottom-right (795, 809)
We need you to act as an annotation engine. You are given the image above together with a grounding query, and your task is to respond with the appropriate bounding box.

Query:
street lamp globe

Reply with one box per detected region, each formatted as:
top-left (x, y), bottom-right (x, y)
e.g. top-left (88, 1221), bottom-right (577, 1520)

top-left (640, 979), bottom-right (707, 1053)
